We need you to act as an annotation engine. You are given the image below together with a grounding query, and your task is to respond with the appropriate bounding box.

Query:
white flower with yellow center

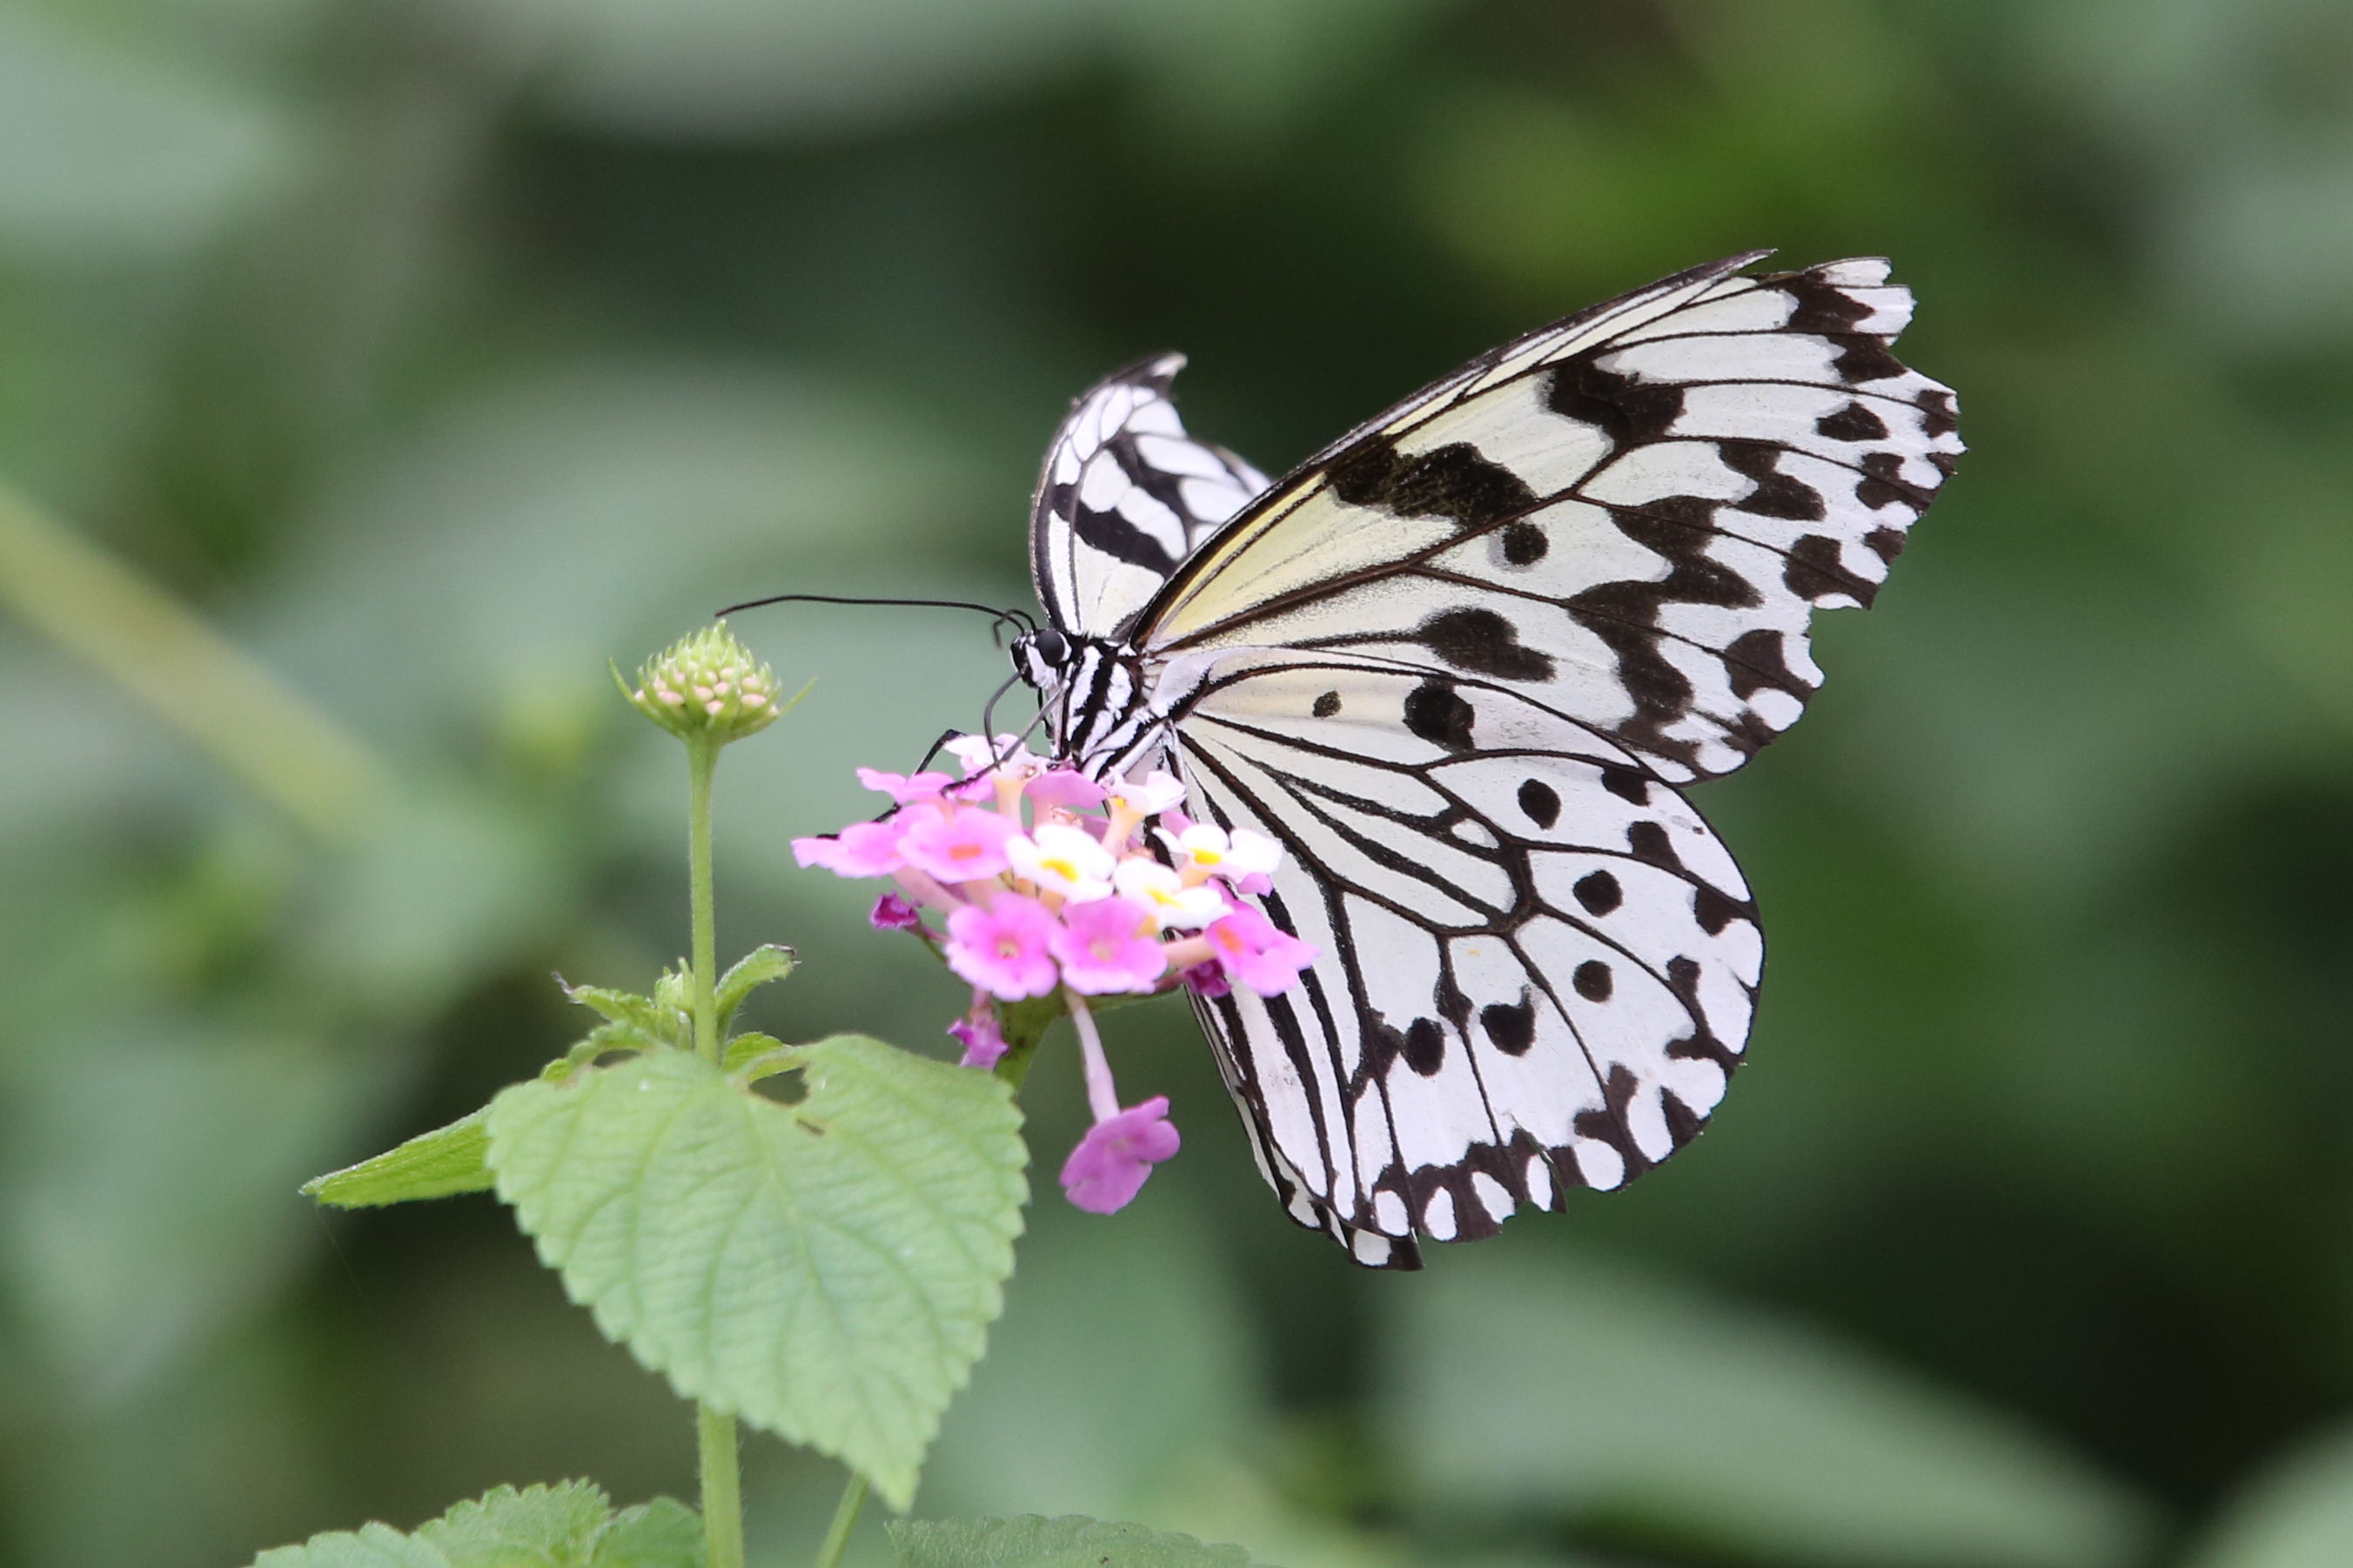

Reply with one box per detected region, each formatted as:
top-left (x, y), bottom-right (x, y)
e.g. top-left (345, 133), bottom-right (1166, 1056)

top-left (1008, 822), bottom-right (1116, 901)
top-left (1112, 858), bottom-right (1229, 931)
top-left (1107, 769), bottom-right (1188, 817)
top-left (945, 732), bottom-right (1043, 779)
top-left (1157, 823), bottom-right (1284, 884)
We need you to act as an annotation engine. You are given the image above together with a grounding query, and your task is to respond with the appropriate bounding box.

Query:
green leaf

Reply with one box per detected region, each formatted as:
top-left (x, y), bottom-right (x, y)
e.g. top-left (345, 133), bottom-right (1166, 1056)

top-left (302, 1108), bottom-right (493, 1208)
top-left (1381, 1249), bottom-right (2155, 1568)
top-left (561, 979), bottom-right (687, 1050)
top-left (487, 1035), bottom-right (1028, 1509)
top-left (252, 1524), bottom-right (446, 1568)
top-left (2183, 1418), bottom-right (2353, 1568)
top-left (416, 1481), bottom-right (610, 1561)
top-left (889, 1515), bottom-right (1265, 1568)
top-left (249, 1482), bottom-right (703, 1568)
top-left (720, 1031), bottom-right (791, 1078)
top-left (715, 943), bottom-right (795, 1029)
top-left (590, 1500), bottom-right (707, 1567)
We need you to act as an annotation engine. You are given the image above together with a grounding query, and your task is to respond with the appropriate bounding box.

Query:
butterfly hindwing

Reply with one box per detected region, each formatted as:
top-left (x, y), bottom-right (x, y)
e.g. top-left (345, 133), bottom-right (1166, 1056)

top-left (1143, 256), bottom-right (1961, 783)
top-left (1172, 653), bottom-right (1763, 1266)
top-left (1030, 352), bottom-right (1270, 641)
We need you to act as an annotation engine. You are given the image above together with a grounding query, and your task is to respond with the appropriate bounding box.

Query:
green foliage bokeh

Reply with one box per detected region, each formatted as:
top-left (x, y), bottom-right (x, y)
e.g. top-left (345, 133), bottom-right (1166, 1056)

top-left (3, 2), bottom-right (2353, 1565)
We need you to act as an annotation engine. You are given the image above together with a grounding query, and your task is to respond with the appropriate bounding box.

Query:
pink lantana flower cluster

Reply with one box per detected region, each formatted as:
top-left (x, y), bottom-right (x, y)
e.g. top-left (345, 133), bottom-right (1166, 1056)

top-left (792, 734), bottom-right (1314, 1213)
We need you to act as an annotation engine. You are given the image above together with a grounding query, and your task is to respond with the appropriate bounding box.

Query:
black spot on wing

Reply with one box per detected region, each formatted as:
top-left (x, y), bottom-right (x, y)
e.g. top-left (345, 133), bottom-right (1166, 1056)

top-left (1773, 271), bottom-right (1874, 334)
top-left (1480, 997), bottom-right (1536, 1055)
top-left (1573, 1065), bottom-right (1652, 1179)
top-left (1403, 679), bottom-right (1475, 751)
top-left (1693, 883), bottom-right (1740, 935)
top-left (1662, 1090), bottom-right (1707, 1148)
top-left (1662, 955), bottom-right (1740, 1070)
top-left (1404, 1017), bottom-right (1446, 1075)
top-left (1572, 870), bottom-right (1622, 915)
top-left (1831, 334), bottom-right (1907, 384)
top-left (1627, 820), bottom-right (1681, 871)
top-left (1723, 627), bottom-right (1807, 701)
top-left (1500, 519), bottom-right (1549, 564)
top-left (1330, 437), bottom-right (1537, 531)
top-left (1572, 961), bottom-right (1613, 1002)
top-left (1918, 387), bottom-right (1960, 439)
top-left (1546, 358), bottom-right (1685, 445)
top-left (1599, 765), bottom-right (1650, 805)
top-left (1720, 441), bottom-right (1827, 521)
top-left (1783, 533), bottom-right (1878, 606)
top-left (1418, 608), bottom-right (1557, 681)
top-left (1815, 401), bottom-right (1888, 442)
top-left (1312, 690), bottom-right (1341, 719)
top-left (1517, 777), bottom-right (1561, 828)
top-left (1856, 450), bottom-right (1933, 512)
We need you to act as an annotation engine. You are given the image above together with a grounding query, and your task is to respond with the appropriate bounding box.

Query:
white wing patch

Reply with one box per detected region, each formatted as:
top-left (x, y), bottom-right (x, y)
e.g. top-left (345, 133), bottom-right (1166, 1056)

top-left (1173, 654), bottom-right (1762, 1268)
top-left (1029, 352), bottom-right (1269, 639)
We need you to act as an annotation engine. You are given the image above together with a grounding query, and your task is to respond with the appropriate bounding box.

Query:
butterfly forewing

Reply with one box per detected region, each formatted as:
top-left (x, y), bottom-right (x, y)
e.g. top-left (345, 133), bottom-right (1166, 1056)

top-left (1029, 352), bottom-right (1270, 640)
top-left (1143, 256), bottom-right (1961, 784)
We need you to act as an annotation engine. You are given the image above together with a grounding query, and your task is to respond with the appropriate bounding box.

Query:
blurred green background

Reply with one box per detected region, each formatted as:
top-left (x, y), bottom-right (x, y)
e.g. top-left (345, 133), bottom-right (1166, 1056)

top-left (4, 1), bottom-right (2353, 1565)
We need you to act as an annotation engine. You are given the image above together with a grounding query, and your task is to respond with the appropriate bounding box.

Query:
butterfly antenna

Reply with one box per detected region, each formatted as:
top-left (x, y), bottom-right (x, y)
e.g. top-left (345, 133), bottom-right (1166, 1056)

top-left (716, 592), bottom-right (1036, 644)
top-left (975, 670), bottom-right (1032, 758)
top-left (993, 704), bottom-right (1055, 774)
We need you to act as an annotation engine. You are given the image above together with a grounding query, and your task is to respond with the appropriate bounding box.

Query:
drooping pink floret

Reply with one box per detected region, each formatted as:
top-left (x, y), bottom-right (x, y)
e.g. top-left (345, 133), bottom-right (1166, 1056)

top-left (1060, 1096), bottom-right (1182, 1214)
top-left (793, 819), bottom-right (906, 877)
top-left (948, 998), bottom-right (1007, 1069)
top-left (1178, 960), bottom-right (1230, 1000)
top-left (1027, 768), bottom-right (1108, 809)
top-left (1204, 903), bottom-right (1316, 995)
top-left (868, 892), bottom-right (923, 931)
top-left (1049, 896), bottom-right (1170, 995)
top-left (945, 893), bottom-right (1061, 1000)
top-left (855, 766), bottom-right (955, 805)
top-left (898, 802), bottom-right (1018, 884)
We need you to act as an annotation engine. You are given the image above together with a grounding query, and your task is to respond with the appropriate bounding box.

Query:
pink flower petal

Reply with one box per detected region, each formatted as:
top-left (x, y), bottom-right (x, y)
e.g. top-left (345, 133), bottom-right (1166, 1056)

top-left (855, 767), bottom-right (955, 805)
top-left (948, 1001), bottom-right (1007, 1069)
top-left (1049, 896), bottom-right (1168, 995)
top-left (1059, 1096), bottom-right (1182, 1214)
top-left (1027, 768), bottom-right (1108, 808)
top-left (868, 893), bottom-right (923, 931)
top-left (945, 893), bottom-right (1061, 1000)
top-left (1204, 902), bottom-right (1317, 995)
top-left (900, 803), bottom-right (1018, 883)
top-left (792, 818), bottom-right (906, 877)
top-left (1178, 960), bottom-right (1230, 999)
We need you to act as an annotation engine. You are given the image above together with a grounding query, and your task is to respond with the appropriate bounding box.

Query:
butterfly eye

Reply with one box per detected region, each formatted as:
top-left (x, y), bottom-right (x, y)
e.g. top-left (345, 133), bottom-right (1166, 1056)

top-left (1030, 628), bottom-right (1068, 663)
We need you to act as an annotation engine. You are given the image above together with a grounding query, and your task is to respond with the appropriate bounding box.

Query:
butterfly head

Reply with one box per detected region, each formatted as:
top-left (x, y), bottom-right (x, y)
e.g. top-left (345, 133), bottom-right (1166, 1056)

top-left (1010, 625), bottom-right (1071, 695)
top-left (1009, 625), bottom-right (1166, 780)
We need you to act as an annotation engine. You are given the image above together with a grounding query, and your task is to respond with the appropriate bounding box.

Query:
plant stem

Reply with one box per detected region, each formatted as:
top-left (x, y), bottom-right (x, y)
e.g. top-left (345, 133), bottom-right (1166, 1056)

top-left (1066, 990), bottom-right (1120, 1122)
top-left (685, 733), bottom-right (741, 1567)
top-left (812, 1471), bottom-right (869, 1568)
top-left (698, 1402), bottom-right (746, 1568)
top-left (687, 731), bottom-right (721, 1062)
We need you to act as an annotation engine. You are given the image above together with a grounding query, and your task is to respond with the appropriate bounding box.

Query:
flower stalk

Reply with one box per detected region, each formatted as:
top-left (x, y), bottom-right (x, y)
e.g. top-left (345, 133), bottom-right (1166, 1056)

top-left (812, 1471), bottom-right (870, 1568)
top-left (627, 622), bottom-right (794, 1568)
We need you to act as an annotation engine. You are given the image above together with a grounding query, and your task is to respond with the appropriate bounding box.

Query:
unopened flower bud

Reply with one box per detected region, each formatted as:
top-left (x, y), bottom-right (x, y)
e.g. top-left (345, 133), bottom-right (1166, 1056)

top-left (621, 623), bottom-right (795, 745)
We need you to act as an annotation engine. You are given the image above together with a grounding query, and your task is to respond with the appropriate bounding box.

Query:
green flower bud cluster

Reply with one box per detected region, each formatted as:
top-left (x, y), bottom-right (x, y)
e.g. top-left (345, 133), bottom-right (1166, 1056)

top-left (623, 623), bottom-right (787, 744)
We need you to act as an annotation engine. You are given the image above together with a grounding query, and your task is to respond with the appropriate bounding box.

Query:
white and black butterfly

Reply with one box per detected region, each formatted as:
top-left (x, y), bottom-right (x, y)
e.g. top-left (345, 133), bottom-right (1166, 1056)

top-left (1009, 252), bottom-right (1959, 1268)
